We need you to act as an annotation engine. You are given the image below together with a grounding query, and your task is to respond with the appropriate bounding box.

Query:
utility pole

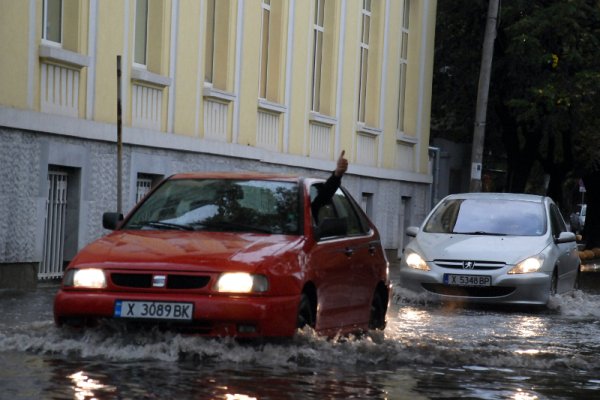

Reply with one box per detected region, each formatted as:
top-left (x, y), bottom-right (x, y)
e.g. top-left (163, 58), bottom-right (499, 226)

top-left (116, 55), bottom-right (123, 214)
top-left (469, 0), bottom-right (500, 192)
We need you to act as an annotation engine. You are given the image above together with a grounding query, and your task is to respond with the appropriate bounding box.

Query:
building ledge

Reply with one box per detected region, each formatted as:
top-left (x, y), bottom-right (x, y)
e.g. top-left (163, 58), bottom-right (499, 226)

top-left (39, 43), bottom-right (90, 69)
top-left (131, 66), bottom-right (172, 88)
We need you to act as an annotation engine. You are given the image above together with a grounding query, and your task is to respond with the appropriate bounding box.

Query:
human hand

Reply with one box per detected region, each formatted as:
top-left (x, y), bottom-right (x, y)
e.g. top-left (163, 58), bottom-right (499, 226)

top-left (335, 150), bottom-right (348, 177)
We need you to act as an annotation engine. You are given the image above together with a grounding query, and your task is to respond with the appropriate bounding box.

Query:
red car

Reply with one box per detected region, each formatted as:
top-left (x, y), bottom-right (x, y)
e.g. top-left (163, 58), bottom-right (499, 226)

top-left (54, 172), bottom-right (390, 338)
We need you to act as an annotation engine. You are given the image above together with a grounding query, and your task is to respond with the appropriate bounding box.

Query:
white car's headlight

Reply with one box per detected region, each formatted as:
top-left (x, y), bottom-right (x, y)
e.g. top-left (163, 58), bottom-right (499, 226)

top-left (64, 268), bottom-right (107, 288)
top-left (216, 273), bottom-right (269, 293)
top-left (405, 252), bottom-right (430, 271)
top-left (508, 255), bottom-right (545, 274)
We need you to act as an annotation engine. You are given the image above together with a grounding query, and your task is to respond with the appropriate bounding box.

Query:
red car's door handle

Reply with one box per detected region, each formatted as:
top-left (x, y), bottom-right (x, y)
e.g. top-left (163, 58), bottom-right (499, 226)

top-left (344, 248), bottom-right (354, 257)
top-left (368, 244), bottom-right (377, 255)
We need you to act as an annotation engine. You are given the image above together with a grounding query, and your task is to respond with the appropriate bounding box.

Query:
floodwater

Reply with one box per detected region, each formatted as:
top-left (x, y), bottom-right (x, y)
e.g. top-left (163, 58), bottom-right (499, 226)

top-left (1, 274), bottom-right (600, 400)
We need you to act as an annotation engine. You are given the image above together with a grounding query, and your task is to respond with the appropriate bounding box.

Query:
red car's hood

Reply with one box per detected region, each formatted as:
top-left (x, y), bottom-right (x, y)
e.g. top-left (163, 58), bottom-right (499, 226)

top-left (70, 230), bottom-right (304, 272)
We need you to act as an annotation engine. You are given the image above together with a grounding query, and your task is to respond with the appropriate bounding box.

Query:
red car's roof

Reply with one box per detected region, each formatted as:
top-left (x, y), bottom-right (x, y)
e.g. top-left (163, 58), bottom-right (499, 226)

top-left (169, 171), bottom-right (310, 182)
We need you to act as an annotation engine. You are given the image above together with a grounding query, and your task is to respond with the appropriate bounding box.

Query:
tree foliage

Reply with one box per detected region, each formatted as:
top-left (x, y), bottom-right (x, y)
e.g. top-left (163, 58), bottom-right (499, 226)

top-left (431, 0), bottom-right (600, 248)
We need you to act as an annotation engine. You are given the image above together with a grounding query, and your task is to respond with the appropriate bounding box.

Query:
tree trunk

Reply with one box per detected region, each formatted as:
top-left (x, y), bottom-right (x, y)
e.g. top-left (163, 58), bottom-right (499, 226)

top-left (581, 171), bottom-right (600, 249)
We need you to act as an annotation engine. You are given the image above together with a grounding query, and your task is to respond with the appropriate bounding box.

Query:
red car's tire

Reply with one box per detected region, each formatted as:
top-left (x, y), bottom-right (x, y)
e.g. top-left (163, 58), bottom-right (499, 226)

top-left (297, 293), bottom-right (315, 329)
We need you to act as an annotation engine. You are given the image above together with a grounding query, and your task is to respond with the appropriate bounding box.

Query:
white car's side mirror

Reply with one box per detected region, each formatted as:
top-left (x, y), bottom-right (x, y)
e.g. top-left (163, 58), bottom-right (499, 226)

top-left (406, 226), bottom-right (420, 237)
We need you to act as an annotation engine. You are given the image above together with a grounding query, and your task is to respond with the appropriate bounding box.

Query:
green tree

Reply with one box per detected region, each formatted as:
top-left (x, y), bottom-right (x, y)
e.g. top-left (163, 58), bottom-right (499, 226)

top-left (432, 0), bottom-right (600, 248)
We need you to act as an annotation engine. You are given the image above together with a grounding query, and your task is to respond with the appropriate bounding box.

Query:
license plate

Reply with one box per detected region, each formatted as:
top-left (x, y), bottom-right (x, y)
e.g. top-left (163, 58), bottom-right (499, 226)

top-left (114, 300), bottom-right (193, 321)
top-left (443, 274), bottom-right (491, 287)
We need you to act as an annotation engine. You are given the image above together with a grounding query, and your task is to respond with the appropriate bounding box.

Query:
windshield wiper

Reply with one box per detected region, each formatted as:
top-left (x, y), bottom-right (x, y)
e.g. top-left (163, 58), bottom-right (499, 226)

top-left (456, 231), bottom-right (507, 236)
top-left (140, 221), bottom-right (195, 231)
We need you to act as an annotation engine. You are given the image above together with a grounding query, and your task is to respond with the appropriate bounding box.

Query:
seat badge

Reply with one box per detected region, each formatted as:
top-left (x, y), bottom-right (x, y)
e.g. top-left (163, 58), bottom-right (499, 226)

top-left (463, 261), bottom-right (475, 269)
top-left (153, 275), bottom-right (166, 288)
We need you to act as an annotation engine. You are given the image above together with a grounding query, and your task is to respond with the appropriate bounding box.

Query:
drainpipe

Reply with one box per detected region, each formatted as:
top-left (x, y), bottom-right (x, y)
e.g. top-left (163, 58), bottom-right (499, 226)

top-left (117, 55), bottom-right (123, 214)
top-left (429, 146), bottom-right (441, 209)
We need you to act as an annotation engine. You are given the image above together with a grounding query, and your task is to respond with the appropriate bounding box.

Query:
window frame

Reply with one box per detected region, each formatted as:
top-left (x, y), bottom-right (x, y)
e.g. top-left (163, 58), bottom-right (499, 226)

top-left (133, 0), bottom-right (149, 67)
top-left (204, 0), bottom-right (216, 84)
top-left (397, 0), bottom-right (410, 132)
top-left (311, 0), bottom-right (326, 112)
top-left (310, 184), bottom-right (370, 237)
top-left (259, 0), bottom-right (271, 99)
top-left (357, 0), bottom-right (372, 123)
top-left (42, 0), bottom-right (63, 46)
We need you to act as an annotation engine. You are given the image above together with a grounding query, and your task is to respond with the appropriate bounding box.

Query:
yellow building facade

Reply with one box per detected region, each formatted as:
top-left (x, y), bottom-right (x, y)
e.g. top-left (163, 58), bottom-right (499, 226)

top-left (0, 0), bottom-right (437, 288)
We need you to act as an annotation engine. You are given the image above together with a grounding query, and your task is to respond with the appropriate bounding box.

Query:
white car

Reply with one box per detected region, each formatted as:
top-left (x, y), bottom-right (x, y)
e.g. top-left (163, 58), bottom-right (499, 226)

top-left (399, 193), bottom-right (581, 306)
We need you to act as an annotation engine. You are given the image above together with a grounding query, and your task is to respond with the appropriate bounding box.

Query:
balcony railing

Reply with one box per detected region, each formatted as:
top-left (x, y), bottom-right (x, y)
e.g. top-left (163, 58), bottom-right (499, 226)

top-left (132, 84), bottom-right (163, 131)
top-left (309, 122), bottom-right (331, 160)
top-left (40, 62), bottom-right (80, 118)
top-left (257, 110), bottom-right (279, 150)
top-left (204, 99), bottom-right (229, 141)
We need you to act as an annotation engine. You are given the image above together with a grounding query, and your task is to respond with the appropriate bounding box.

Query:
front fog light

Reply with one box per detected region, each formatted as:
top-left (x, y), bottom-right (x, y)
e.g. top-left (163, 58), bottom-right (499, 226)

top-left (216, 273), bottom-right (268, 293)
top-left (405, 252), bottom-right (430, 271)
top-left (509, 256), bottom-right (544, 274)
top-left (71, 268), bottom-right (107, 288)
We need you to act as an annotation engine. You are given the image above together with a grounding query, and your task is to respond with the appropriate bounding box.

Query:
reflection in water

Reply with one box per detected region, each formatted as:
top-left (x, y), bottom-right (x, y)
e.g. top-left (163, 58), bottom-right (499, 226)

top-left (512, 316), bottom-right (546, 338)
top-left (511, 388), bottom-right (539, 400)
top-left (69, 371), bottom-right (117, 400)
top-left (225, 394), bottom-right (257, 400)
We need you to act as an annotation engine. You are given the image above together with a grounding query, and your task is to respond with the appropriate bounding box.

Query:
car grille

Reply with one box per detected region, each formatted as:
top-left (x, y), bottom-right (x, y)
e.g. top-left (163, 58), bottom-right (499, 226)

top-left (422, 283), bottom-right (515, 297)
top-left (433, 259), bottom-right (506, 270)
top-left (111, 273), bottom-right (210, 289)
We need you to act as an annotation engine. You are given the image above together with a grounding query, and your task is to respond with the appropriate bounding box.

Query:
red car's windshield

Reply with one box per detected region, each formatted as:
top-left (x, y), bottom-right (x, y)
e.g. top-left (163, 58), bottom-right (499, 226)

top-left (124, 179), bottom-right (300, 235)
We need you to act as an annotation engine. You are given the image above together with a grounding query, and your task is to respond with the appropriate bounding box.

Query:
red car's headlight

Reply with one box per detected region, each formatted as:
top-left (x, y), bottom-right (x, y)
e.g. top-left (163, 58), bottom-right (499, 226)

top-left (215, 273), bottom-right (269, 293)
top-left (63, 268), bottom-right (107, 289)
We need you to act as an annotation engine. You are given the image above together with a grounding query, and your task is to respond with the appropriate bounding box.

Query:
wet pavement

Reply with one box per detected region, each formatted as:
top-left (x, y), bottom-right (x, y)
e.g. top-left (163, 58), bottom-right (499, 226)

top-left (1, 271), bottom-right (600, 399)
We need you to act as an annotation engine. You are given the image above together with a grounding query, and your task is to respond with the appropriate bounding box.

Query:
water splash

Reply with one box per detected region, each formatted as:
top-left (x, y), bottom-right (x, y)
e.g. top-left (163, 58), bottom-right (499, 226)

top-left (547, 290), bottom-right (600, 318)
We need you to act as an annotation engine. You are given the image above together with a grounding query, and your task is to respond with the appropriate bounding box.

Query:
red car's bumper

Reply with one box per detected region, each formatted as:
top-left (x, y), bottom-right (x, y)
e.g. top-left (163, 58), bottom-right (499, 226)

top-left (54, 289), bottom-right (300, 338)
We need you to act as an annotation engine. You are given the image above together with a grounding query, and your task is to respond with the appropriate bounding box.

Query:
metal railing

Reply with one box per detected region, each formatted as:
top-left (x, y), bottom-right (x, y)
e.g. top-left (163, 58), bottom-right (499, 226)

top-left (39, 170), bottom-right (68, 279)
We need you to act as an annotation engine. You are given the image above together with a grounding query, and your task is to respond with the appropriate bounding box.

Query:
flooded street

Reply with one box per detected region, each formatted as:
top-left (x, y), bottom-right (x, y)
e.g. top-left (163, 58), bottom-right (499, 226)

top-left (1, 272), bottom-right (600, 399)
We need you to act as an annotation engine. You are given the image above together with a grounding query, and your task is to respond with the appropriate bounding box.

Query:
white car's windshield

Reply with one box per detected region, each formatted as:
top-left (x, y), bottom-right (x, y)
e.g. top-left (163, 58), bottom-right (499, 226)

top-left (124, 179), bottom-right (300, 234)
top-left (424, 199), bottom-right (546, 236)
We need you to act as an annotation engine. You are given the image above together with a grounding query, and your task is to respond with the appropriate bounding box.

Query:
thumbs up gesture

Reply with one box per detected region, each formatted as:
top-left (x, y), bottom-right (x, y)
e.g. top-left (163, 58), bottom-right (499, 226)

top-left (335, 150), bottom-right (348, 177)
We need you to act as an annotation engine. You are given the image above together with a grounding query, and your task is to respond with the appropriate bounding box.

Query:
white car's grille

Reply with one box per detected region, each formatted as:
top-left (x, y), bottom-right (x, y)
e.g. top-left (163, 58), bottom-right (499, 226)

top-left (433, 260), bottom-right (506, 270)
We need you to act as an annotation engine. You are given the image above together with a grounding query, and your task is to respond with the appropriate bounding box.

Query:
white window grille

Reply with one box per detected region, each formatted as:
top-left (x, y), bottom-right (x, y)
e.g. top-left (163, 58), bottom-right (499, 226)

top-left (40, 62), bottom-right (80, 117)
top-left (357, 0), bottom-right (372, 122)
top-left (310, 122), bottom-right (331, 159)
top-left (132, 83), bottom-right (162, 130)
top-left (136, 176), bottom-right (153, 203)
top-left (311, 0), bottom-right (325, 111)
top-left (257, 110), bottom-right (279, 150)
top-left (40, 170), bottom-right (68, 279)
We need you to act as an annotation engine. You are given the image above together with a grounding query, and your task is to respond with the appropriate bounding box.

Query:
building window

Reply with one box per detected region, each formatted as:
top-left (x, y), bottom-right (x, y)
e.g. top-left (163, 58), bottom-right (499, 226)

top-left (397, 0), bottom-right (410, 132)
top-left (134, 0), bottom-right (149, 66)
top-left (259, 0), bottom-right (271, 99)
top-left (203, 0), bottom-right (233, 90)
top-left (311, 0), bottom-right (325, 112)
top-left (357, 0), bottom-right (371, 122)
top-left (42, 0), bottom-right (62, 44)
top-left (205, 0), bottom-right (216, 84)
top-left (136, 174), bottom-right (156, 203)
top-left (361, 192), bottom-right (374, 219)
